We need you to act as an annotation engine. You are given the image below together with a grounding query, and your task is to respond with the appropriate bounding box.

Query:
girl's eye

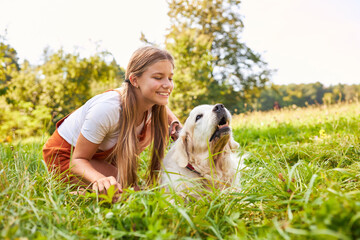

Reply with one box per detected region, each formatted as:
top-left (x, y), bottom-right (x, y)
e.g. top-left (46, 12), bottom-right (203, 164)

top-left (195, 114), bottom-right (203, 122)
top-left (154, 77), bottom-right (161, 80)
top-left (169, 78), bottom-right (173, 81)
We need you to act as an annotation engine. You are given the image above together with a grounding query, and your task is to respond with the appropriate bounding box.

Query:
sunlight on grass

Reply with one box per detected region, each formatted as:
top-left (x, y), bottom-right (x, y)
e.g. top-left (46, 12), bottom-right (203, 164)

top-left (1, 102), bottom-right (360, 239)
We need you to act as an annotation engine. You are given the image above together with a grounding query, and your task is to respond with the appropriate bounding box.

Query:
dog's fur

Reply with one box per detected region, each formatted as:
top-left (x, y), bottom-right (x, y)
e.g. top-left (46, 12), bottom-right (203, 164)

top-left (161, 104), bottom-right (242, 195)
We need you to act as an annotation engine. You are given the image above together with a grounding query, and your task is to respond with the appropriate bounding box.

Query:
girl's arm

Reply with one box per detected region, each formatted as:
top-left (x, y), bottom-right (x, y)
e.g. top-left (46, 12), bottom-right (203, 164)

top-left (70, 133), bottom-right (121, 195)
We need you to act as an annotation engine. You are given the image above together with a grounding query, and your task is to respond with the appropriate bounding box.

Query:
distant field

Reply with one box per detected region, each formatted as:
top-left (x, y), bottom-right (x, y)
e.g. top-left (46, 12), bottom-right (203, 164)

top-left (1, 102), bottom-right (359, 239)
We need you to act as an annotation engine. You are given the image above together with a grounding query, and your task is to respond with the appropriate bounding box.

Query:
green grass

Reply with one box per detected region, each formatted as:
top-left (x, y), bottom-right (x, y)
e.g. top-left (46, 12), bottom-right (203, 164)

top-left (1, 102), bottom-right (360, 239)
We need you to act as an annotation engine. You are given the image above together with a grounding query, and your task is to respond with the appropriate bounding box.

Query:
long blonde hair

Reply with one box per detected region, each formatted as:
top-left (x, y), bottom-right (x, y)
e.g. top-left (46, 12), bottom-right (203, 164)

top-left (111, 46), bottom-right (174, 188)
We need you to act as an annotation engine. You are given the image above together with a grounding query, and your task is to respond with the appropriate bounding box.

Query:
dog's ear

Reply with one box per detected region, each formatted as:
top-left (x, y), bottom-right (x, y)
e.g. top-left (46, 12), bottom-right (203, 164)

top-left (229, 135), bottom-right (240, 150)
top-left (174, 132), bottom-right (192, 168)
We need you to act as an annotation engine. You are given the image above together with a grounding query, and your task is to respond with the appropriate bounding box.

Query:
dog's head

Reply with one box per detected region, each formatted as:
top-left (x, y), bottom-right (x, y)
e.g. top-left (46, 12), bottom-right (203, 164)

top-left (174, 104), bottom-right (239, 168)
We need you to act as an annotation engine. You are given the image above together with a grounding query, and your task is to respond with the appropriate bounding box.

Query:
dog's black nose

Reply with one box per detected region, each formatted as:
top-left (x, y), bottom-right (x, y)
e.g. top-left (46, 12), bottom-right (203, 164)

top-left (213, 104), bottom-right (225, 113)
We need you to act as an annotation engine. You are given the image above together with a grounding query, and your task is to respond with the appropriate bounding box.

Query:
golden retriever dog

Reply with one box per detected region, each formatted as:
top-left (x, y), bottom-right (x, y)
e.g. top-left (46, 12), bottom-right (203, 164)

top-left (161, 104), bottom-right (242, 195)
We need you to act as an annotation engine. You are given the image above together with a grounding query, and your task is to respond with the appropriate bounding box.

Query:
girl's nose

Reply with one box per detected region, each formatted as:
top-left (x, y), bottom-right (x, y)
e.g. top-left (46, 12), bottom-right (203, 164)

top-left (162, 78), bottom-right (173, 89)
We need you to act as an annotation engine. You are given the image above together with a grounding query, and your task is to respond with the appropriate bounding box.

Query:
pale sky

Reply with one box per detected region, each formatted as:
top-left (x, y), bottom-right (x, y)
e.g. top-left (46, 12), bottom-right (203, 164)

top-left (241, 0), bottom-right (360, 86)
top-left (1, 0), bottom-right (359, 86)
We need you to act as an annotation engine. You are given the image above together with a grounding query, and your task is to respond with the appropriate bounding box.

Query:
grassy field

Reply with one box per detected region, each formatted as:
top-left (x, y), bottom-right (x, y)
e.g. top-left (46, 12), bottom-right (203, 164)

top-left (1, 102), bottom-right (360, 239)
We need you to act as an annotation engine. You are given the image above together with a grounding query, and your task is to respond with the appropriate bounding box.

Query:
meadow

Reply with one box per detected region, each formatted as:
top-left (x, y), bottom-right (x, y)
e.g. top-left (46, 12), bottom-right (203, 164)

top-left (1, 102), bottom-right (359, 239)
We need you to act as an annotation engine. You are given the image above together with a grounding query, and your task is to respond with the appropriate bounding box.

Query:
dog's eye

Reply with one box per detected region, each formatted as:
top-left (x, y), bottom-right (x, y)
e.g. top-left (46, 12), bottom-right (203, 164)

top-left (195, 114), bottom-right (203, 122)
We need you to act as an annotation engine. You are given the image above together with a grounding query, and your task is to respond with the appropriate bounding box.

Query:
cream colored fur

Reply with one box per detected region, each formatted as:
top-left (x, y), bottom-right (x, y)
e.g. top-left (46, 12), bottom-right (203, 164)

top-left (161, 104), bottom-right (243, 195)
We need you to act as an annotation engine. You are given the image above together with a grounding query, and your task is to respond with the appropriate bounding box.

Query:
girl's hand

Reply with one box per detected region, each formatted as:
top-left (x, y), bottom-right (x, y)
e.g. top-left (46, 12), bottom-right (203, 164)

top-left (92, 176), bottom-right (122, 196)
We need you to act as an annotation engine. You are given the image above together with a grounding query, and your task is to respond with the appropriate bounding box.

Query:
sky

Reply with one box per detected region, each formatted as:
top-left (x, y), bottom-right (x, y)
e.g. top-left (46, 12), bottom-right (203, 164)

top-left (1, 0), bottom-right (359, 86)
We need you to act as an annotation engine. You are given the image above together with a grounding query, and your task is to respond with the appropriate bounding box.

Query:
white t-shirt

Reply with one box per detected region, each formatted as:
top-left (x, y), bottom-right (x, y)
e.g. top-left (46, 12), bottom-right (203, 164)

top-left (57, 89), bottom-right (149, 151)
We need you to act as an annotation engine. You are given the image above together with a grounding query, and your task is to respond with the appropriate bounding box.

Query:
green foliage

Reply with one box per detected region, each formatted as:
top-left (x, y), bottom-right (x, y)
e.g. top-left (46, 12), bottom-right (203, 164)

top-left (0, 98), bottom-right (52, 139)
top-left (34, 49), bottom-right (124, 124)
top-left (1, 102), bottom-right (360, 239)
top-left (255, 82), bottom-right (360, 111)
top-left (166, 28), bottom-right (216, 119)
top-left (0, 36), bottom-right (20, 95)
top-left (165, 0), bottom-right (271, 119)
top-left (0, 42), bottom-right (125, 140)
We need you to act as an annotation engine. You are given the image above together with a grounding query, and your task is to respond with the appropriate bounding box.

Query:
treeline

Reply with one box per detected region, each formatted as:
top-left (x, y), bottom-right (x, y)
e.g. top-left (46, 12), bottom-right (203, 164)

top-left (1, 0), bottom-right (359, 141)
top-left (1, 0), bottom-right (273, 140)
top-left (1, 38), bottom-right (359, 141)
top-left (0, 40), bottom-right (125, 140)
top-left (251, 82), bottom-right (360, 112)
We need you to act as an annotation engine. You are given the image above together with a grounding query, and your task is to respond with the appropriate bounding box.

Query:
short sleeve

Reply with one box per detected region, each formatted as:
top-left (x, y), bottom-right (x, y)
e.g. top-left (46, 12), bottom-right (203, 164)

top-left (81, 102), bottom-right (119, 144)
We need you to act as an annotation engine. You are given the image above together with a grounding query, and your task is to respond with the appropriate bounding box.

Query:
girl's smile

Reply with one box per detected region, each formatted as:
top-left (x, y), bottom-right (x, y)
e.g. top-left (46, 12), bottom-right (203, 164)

top-left (133, 60), bottom-right (174, 108)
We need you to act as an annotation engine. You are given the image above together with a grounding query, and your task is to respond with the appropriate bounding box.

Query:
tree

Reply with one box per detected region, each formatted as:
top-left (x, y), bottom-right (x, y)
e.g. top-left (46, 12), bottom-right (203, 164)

top-left (36, 49), bottom-right (124, 125)
top-left (344, 84), bottom-right (360, 102)
top-left (165, 0), bottom-right (271, 118)
top-left (166, 28), bottom-right (216, 118)
top-left (0, 35), bottom-right (20, 95)
top-left (258, 84), bottom-right (283, 111)
top-left (0, 60), bottom-right (52, 139)
top-left (1, 47), bottom-right (125, 139)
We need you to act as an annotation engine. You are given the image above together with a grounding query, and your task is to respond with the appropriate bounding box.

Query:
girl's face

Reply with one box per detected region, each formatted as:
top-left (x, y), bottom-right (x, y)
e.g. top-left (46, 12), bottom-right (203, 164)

top-left (134, 60), bottom-right (174, 107)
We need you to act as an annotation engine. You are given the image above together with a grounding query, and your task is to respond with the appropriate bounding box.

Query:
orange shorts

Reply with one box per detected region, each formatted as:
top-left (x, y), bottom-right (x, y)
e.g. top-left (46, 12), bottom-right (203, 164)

top-left (42, 128), bottom-right (114, 179)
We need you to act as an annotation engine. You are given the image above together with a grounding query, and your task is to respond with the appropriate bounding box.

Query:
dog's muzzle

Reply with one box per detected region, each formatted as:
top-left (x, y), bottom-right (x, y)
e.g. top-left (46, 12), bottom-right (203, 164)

top-left (209, 104), bottom-right (230, 142)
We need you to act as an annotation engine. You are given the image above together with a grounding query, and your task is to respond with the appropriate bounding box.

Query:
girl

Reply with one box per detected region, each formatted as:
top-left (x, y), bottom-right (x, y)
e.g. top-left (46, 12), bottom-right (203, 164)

top-left (42, 46), bottom-right (181, 197)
